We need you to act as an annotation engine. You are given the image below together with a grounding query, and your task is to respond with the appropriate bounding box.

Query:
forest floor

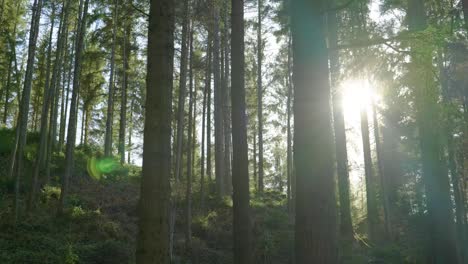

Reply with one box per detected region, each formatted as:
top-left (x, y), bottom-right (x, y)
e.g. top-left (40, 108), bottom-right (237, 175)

top-left (0, 162), bottom-right (407, 264)
top-left (0, 173), bottom-right (298, 264)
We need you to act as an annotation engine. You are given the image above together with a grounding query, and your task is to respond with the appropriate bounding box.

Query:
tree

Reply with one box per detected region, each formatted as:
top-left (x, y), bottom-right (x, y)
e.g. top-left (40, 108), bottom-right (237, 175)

top-left (291, 0), bottom-right (337, 262)
top-left (60, 0), bottom-right (90, 212)
top-left (231, 0), bottom-right (252, 262)
top-left (213, 0), bottom-right (226, 196)
top-left (328, 0), bottom-right (353, 239)
top-left (135, 0), bottom-right (174, 262)
top-left (9, 0), bottom-right (44, 222)
top-left (407, 0), bottom-right (458, 262)
top-left (256, 0), bottom-right (264, 194)
top-left (104, 0), bottom-right (118, 157)
top-left (174, 0), bottom-right (190, 182)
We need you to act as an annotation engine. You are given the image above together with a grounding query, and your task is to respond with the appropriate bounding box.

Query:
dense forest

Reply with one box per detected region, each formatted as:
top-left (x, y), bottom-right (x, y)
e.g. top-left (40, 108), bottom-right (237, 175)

top-left (0, 0), bottom-right (468, 263)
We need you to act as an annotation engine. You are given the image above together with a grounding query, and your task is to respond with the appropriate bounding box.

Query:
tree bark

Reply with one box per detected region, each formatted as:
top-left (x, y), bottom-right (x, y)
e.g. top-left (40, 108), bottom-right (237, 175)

top-left (360, 107), bottom-right (379, 242)
top-left (9, 0), bottom-right (44, 223)
top-left (29, 2), bottom-right (57, 208)
top-left (185, 28), bottom-right (194, 253)
top-left (104, 0), bottom-right (119, 157)
top-left (119, 24), bottom-right (130, 164)
top-left (135, 0), bottom-right (174, 262)
top-left (291, 0), bottom-right (338, 262)
top-left (174, 0), bottom-right (190, 182)
top-left (59, 0), bottom-right (89, 213)
top-left (327, 1), bottom-right (353, 239)
top-left (214, 0), bottom-right (226, 196)
top-left (408, 0), bottom-right (459, 262)
top-left (256, 0), bottom-right (264, 194)
top-left (372, 101), bottom-right (392, 239)
top-left (223, 1), bottom-right (232, 195)
top-left (231, 0), bottom-right (252, 262)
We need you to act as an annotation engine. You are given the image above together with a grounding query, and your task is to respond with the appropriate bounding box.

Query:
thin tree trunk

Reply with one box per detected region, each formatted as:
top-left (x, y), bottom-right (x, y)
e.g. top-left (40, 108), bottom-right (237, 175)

top-left (29, 2), bottom-right (57, 208)
top-left (185, 28), bottom-right (194, 253)
top-left (200, 42), bottom-right (209, 210)
top-left (328, 0), bottom-right (353, 240)
top-left (206, 34), bottom-right (213, 183)
top-left (174, 0), bottom-right (190, 182)
top-left (104, 0), bottom-right (119, 157)
top-left (213, 0), bottom-right (225, 196)
top-left (286, 33), bottom-right (293, 214)
top-left (3, 4), bottom-right (19, 125)
top-left (223, 2), bottom-right (232, 194)
top-left (59, 0), bottom-right (89, 213)
top-left (256, 0), bottom-right (264, 194)
top-left (59, 33), bottom-right (74, 150)
top-left (360, 107), bottom-right (379, 242)
top-left (291, 0), bottom-right (338, 262)
top-left (231, 0), bottom-right (252, 262)
top-left (128, 97), bottom-right (134, 164)
top-left (372, 101), bottom-right (392, 239)
top-left (119, 25), bottom-right (130, 164)
top-left (9, 0), bottom-right (44, 223)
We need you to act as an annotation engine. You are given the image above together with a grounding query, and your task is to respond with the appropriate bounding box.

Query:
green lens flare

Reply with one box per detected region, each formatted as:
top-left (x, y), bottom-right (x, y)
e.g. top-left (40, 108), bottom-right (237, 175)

top-left (87, 157), bottom-right (119, 179)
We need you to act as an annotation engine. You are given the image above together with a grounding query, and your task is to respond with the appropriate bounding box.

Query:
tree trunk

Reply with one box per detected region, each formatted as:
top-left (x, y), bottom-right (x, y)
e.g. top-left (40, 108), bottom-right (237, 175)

top-left (59, 0), bottom-right (90, 213)
top-left (408, 1), bottom-right (459, 263)
top-left (135, 0), bottom-right (174, 262)
top-left (200, 41), bottom-right (209, 210)
top-left (223, 3), bottom-right (232, 195)
top-left (207, 33), bottom-right (213, 183)
top-left (213, 0), bottom-right (226, 196)
top-left (29, 2), bottom-right (57, 208)
top-left (291, 0), bottom-right (338, 262)
top-left (119, 24), bottom-right (130, 164)
top-left (231, 0), bottom-right (252, 262)
top-left (327, 1), bottom-right (353, 239)
top-left (256, 0), bottom-right (264, 194)
top-left (286, 33), bottom-right (293, 213)
top-left (104, 0), bottom-right (118, 157)
top-left (59, 32), bottom-right (74, 150)
top-left (9, 0), bottom-right (44, 223)
top-left (185, 28), bottom-right (194, 253)
top-left (3, 3), bottom-right (19, 125)
top-left (372, 101), bottom-right (392, 239)
top-left (360, 107), bottom-right (379, 242)
top-left (174, 0), bottom-right (190, 183)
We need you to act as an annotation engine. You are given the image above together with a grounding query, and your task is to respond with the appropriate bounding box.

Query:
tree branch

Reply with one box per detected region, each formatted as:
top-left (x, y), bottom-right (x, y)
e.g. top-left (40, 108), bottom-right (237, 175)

top-left (131, 1), bottom-right (149, 18)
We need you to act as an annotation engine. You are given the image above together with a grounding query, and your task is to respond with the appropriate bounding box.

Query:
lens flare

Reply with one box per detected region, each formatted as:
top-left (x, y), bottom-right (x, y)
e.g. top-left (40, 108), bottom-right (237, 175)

top-left (87, 157), bottom-right (119, 179)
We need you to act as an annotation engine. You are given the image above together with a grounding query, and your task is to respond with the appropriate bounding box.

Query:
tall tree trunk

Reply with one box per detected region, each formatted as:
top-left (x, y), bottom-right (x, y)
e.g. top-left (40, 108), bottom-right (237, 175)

top-left (104, 0), bottom-right (119, 157)
top-left (135, 0), bottom-right (174, 262)
top-left (29, 2), bottom-right (57, 208)
top-left (3, 3), bottom-right (19, 125)
top-left (127, 98), bottom-right (134, 164)
top-left (185, 28), bottom-right (194, 252)
top-left (223, 2), bottom-right (232, 195)
top-left (207, 35), bottom-right (213, 183)
top-left (174, 0), bottom-right (190, 182)
top-left (372, 101), bottom-right (392, 239)
top-left (253, 127), bottom-right (257, 190)
top-left (231, 0), bottom-right (252, 262)
top-left (360, 107), bottom-right (379, 242)
top-left (408, 1), bottom-right (459, 262)
top-left (328, 1), bottom-right (353, 239)
top-left (9, 0), bottom-right (44, 223)
top-left (200, 46), bottom-right (208, 211)
top-left (286, 34), bottom-right (293, 213)
top-left (256, 0), bottom-right (264, 194)
top-left (291, 0), bottom-right (337, 262)
top-left (119, 25), bottom-right (130, 164)
top-left (59, 0), bottom-right (89, 213)
top-left (213, 0), bottom-right (226, 196)
top-left (59, 35), bottom-right (74, 150)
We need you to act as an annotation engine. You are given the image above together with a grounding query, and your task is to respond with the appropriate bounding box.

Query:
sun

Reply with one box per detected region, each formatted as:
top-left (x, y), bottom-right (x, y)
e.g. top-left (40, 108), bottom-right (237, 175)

top-left (341, 79), bottom-right (378, 124)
